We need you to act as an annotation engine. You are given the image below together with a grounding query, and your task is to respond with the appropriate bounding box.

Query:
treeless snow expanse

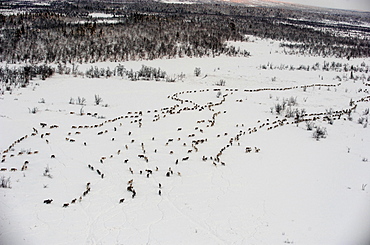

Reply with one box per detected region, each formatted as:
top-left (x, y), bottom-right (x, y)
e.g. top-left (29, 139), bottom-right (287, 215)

top-left (0, 37), bottom-right (370, 245)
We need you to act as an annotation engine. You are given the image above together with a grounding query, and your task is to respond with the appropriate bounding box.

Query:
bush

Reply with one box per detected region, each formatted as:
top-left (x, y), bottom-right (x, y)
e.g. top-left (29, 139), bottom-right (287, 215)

top-left (76, 97), bottom-right (86, 106)
top-left (285, 107), bottom-right (295, 118)
top-left (358, 116), bottom-right (368, 128)
top-left (306, 121), bottom-right (315, 131)
top-left (194, 67), bottom-right (201, 77)
top-left (274, 103), bottom-right (284, 115)
top-left (43, 165), bottom-right (52, 178)
top-left (0, 176), bottom-right (11, 188)
top-left (363, 108), bottom-right (369, 116)
top-left (94, 94), bottom-right (103, 106)
top-left (287, 96), bottom-right (298, 106)
top-left (166, 77), bottom-right (176, 83)
top-left (69, 97), bottom-right (75, 104)
top-left (0, 65), bottom-right (54, 88)
top-left (215, 79), bottom-right (226, 86)
top-left (28, 107), bottom-right (38, 114)
top-left (313, 126), bottom-right (327, 141)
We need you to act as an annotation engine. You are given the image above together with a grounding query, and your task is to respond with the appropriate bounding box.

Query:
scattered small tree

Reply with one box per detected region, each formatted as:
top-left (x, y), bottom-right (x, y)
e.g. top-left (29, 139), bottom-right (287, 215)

top-left (43, 165), bottom-right (52, 178)
top-left (79, 106), bottom-right (85, 116)
top-left (76, 96), bottom-right (86, 106)
top-left (28, 107), bottom-right (38, 114)
top-left (215, 79), bottom-right (226, 86)
top-left (166, 77), bottom-right (176, 83)
top-left (194, 67), bottom-right (201, 77)
top-left (313, 126), bottom-right (327, 141)
top-left (94, 94), bottom-right (103, 105)
top-left (306, 121), bottom-right (315, 131)
top-left (274, 103), bottom-right (284, 115)
top-left (363, 108), bottom-right (369, 116)
top-left (0, 176), bottom-right (11, 188)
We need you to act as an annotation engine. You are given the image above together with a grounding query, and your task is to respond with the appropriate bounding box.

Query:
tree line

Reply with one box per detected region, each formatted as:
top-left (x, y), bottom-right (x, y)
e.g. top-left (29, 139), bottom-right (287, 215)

top-left (0, 0), bottom-right (369, 65)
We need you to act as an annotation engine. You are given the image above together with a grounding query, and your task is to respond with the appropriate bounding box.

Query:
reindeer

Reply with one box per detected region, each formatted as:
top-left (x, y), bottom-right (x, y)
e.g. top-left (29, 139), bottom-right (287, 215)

top-left (63, 203), bottom-right (69, 208)
top-left (245, 147), bottom-right (252, 153)
top-left (43, 199), bottom-right (53, 204)
top-left (119, 198), bottom-right (125, 203)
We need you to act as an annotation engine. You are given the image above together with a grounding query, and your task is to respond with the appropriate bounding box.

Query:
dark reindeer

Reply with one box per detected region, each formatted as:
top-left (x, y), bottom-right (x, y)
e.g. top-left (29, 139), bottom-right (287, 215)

top-left (43, 199), bottom-right (53, 204)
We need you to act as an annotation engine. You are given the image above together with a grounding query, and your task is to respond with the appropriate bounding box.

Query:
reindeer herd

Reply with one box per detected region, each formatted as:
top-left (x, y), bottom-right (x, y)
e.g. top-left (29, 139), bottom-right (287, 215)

top-left (1, 79), bottom-right (369, 208)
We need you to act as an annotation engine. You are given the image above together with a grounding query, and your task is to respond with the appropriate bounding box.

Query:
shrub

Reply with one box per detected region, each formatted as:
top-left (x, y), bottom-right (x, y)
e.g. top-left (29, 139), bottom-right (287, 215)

top-left (285, 107), bottom-right (295, 118)
top-left (43, 165), bottom-right (52, 178)
top-left (28, 107), bottom-right (38, 114)
top-left (79, 106), bottom-right (84, 116)
top-left (363, 108), bottom-right (369, 116)
top-left (306, 121), bottom-right (315, 131)
top-left (215, 79), bottom-right (226, 86)
top-left (94, 94), bottom-right (103, 106)
top-left (0, 176), bottom-right (11, 188)
top-left (274, 103), bottom-right (284, 115)
top-left (287, 96), bottom-right (298, 106)
top-left (194, 67), bottom-right (201, 77)
top-left (69, 97), bottom-right (75, 104)
top-left (76, 97), bottom-right (86, 106)
top-left (313, 126), bottom-right (327, 141)
top-left (166, 77), bottom-right (176, 83)
top-left (358, 117), bottom-right (366, 124)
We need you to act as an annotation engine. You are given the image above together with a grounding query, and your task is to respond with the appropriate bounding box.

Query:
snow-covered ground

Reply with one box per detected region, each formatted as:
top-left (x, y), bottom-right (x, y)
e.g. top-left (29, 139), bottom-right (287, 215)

top-left (1, 37), bottom-right (370, 245)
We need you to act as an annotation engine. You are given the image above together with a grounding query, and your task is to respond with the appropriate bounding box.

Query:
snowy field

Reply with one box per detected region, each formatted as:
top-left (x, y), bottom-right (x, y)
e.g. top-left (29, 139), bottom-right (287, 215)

top-left (1, 37), bottom-right (370, 245)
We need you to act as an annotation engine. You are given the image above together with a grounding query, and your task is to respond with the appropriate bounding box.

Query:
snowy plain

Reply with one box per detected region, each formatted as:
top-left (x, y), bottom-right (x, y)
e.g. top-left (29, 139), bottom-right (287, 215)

top-left (0, 36), bottom-right (370, 245)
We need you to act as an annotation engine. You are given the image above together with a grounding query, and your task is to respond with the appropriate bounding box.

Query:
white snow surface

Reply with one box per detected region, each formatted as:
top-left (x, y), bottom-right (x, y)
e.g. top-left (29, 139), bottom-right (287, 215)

top-left (88, 13), bottom-right (114, 19)
top-left (1, 37), bottom-right (370, 245)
